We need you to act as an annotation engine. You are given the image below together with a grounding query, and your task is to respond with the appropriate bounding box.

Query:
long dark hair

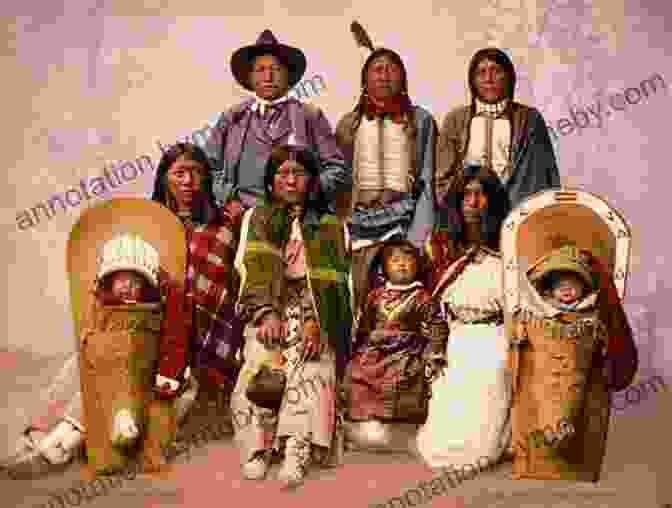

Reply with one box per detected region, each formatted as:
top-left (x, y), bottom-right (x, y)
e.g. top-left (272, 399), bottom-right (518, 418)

top-left (151, 142), bottom-right (218, 225)
top-left (468, 47), bottom-right (516, 102)
top-left (263, 143), bottom-right (323, 208)
top-left (342, 48), bottom-right (416, 144)
top-left (435, 163), bottom-right (511, 255)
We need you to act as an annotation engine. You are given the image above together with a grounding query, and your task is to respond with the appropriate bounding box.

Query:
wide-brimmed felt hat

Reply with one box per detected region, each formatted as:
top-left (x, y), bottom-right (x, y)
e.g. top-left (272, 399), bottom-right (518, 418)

top-left (231, 29), bottom-right (307, 91)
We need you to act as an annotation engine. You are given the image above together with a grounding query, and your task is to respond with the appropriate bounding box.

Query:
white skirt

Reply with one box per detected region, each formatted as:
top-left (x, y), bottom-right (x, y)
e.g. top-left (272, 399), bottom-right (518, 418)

top-left (416, 323), bottom-right (512, 470)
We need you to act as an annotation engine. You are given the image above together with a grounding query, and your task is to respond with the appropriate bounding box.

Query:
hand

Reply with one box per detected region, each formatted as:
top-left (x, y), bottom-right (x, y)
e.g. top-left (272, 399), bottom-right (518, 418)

top-left (424, 359), bottom-right (446, 383)
top-left (156, 382), bottom-right (179, 400)
top-left (303, 319), bottom-right (321, 357)
top-left (258, 313), bottom-right (287, 342)
top-left (223, 198), bottom-right (243, 226)
top-left (155, 374), bottom-right (181, 400)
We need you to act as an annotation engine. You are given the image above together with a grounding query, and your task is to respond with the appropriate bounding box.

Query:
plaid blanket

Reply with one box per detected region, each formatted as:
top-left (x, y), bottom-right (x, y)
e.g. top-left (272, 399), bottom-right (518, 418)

top-left (156, 221), bottom-right (240, 383)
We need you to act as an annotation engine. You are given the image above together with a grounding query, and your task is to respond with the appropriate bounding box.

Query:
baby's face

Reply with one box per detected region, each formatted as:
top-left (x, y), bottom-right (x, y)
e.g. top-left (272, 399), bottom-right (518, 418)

top-left (552, 275), bottom-right (585, 305)
top-left (384, 248), bottom-right (419, 285)
top-left (109, 271), bottom-right (147, 302)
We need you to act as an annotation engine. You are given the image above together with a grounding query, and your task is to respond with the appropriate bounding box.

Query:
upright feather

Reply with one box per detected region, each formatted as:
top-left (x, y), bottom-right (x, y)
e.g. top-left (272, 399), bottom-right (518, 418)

top-left (350, 21), bottom-right (374, 52)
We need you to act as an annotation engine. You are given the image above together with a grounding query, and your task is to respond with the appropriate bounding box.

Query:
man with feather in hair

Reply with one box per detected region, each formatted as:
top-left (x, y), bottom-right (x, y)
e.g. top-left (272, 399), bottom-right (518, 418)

top-left (335, 21), bottom-right (438, 317)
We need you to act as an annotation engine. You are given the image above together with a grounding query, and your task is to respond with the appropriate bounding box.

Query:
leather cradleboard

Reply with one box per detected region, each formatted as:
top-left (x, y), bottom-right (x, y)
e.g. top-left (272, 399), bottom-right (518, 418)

top-left (500, 188), bottom-right (632, 481)
top-left (79, 302), bottom-right (162, 473)
top-left (67, 198), bottom-right (187, 474)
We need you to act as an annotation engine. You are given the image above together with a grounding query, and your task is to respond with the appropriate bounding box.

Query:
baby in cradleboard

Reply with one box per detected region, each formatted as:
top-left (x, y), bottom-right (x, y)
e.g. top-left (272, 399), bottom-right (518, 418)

top-left (92, 262), bottom-right (158, 449)
top-left (531, 269), bottom-right (590, 447)
top-left (80, 234), bottom-right (189, 475)
top-left (509, 245), bottom-right (621, 482)
top-left (100, 270), bottom-right (153, 305)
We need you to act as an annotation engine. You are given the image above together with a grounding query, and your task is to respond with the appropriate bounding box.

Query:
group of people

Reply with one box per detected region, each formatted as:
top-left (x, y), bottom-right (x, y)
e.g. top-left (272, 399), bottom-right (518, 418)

top-left (6, 23), bottom-right (638, 488)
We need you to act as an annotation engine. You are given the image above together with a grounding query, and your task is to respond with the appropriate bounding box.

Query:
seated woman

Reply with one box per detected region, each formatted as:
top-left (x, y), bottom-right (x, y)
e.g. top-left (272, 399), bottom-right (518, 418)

top-left (231, 142), bottom-right (352, 488)
top-left (151, 142), bottom-right (242, 408)
top-left (345, 240), bottom-right (447, 449)
top-left (416, 163), bottom-right (512, 470)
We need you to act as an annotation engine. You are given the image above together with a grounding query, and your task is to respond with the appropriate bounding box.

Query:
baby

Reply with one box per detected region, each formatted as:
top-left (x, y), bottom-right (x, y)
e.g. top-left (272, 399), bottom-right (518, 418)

top-left (95, 268), bottom-right (156, 447)
top-left (89, 234), bottom-right (163, 453)
top-left (102, 270), bottom-right (151, 303)
top-left (542, 270), bottom-right (590, 311)
top-left (512, 246), bottom-right (607, 471)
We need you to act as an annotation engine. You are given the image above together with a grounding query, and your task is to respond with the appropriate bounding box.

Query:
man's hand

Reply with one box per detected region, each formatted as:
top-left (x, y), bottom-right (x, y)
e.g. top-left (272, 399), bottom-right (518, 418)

top-left (258, 313), bottom-right (287, 342)
top-left (303, 318), bottom-right (321, 358)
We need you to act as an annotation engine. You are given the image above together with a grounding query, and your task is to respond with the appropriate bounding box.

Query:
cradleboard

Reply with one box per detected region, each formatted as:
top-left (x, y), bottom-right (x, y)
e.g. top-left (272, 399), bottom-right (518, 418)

top-left (66, 198), bottom-right (186, 474)
top-left (501, 188), bottom-right (632, 481)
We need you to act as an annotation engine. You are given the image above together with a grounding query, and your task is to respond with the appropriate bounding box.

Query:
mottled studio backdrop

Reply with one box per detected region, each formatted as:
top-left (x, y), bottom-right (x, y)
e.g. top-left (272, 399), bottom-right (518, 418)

top-left (1, 0), bottom-right (671, 499)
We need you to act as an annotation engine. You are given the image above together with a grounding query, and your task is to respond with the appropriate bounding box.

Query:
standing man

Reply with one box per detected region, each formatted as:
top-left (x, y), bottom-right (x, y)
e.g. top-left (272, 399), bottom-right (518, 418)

top-left (197, 30), bottom-right (350, 218)
top-left (434, 47), bottom-right (559, 212)
top-left (335, 22), bottom-right (437, 314)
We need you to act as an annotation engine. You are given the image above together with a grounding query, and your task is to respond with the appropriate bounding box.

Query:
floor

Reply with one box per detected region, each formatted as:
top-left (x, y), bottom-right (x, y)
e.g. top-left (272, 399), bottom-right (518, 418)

top-left (1, 349), bottom-right (670, 508)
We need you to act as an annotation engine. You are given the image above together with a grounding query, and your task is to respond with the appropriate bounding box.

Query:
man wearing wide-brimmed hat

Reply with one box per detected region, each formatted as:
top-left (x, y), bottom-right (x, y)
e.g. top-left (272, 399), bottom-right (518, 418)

top-left (198, 29), bottom-right (350, 218)
top-left (434, 47), bottom-right (559, 211)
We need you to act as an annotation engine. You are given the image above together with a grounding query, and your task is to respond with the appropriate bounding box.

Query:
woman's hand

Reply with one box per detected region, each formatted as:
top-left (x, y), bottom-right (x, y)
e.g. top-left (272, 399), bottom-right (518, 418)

top-left (222, 198), bottom-right (243, 227)
top-left (258, 313), bottom-right (287, 342)
top-left (303, 318), bottom-right (321, 358)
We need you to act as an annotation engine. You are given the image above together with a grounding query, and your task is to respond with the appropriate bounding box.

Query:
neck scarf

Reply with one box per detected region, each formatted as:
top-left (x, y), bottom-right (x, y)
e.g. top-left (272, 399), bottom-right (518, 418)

top-left (284, 204), bottom-right (306, 278)
top-left (364, 93), bottom-right (412, 124)
top-left (251, 95), bottom-right (290, 116)
top-left (555, 301), bottom-right (580, 311)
